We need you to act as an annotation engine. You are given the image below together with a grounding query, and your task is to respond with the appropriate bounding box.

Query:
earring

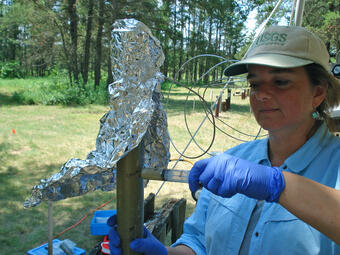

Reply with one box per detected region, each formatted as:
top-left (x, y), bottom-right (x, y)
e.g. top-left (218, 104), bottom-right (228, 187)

top-left (312, 111), bottom-right (319, 119)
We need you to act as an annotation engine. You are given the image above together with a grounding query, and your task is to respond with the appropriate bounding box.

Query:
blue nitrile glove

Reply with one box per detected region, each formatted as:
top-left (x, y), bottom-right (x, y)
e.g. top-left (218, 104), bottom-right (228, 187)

top-left (107, 215), bottom-right (167, 255)
top-left (188, 153), bottom-right (285, 202)
top-left (130, 227), bottom-right (167, 255)
top-left (107, 215), bottom-right (122, 255)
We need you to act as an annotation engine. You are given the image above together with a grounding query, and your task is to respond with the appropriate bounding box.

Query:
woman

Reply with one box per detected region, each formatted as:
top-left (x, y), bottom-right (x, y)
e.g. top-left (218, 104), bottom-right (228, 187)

top-left (108, 26), bottom-right (340, 254)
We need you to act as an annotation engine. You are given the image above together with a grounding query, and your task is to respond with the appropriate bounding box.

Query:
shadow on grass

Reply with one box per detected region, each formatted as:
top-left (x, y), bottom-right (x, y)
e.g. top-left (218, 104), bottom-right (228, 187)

top-left (163, 97), bottom-right (250, 117)
top-left (0, 166), bottom-right (23, 200)
top-left (24, 160), bottom-right (62, 178)
top-left (0, 159), bottom-right (117, 253)
top-left (0, 142), bottom-right (11, 162)
top-left (0, 162), bottom-right (63, 202)
top-left (229, 103), bottom-right (251, 114)
top-left (0, 93), bottom-right (19, 106)
top-left (163, 98), bottom-right (211, 116)
top-left (1, 148), bottom-right (195, 252)
top-left (162, 90), bottom-right (198, 97)
top-left (162, 87), bottom-right (225, 98)
top-left (0, 163), bottom-right (62, 252)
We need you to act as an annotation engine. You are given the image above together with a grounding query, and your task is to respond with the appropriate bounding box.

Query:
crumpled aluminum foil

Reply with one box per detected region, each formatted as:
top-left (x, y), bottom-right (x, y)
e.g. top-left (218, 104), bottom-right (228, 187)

top-left (24, 19), bottom-right (170, 208)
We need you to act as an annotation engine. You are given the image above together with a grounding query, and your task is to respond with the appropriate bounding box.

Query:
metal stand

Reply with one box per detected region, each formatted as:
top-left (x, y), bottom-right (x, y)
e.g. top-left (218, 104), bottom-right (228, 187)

top-left (117, 144), bottom-right (144, 255)
top-left (294, 0), bottom-right (305, 26)
top-left (48, 201), bottom-right (53, 255)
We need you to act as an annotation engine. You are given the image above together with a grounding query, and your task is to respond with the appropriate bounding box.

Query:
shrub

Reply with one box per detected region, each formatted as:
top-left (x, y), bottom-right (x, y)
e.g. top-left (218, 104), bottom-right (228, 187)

top-left (161, 80), bottom-right (178, 90)
top-left (11, 78), bottom-right (109, 105)
top-left (0, 61), bottom-right (23, 78)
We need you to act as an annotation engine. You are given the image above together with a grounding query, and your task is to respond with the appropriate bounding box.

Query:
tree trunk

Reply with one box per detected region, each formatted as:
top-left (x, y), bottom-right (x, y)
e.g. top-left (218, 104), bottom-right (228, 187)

top-left (56, 20), bottom-right (73, 85)
top-left (67, 0), bottom-right (79, 83)
top-left (177, 1), bottom-right (185, 81)
top-left (213, 22), bottom-right (220, 81)
top-left (94, 0), bottom-right (105, 89)
top-left (106, 26), bottom-right (113, 88)
top-left (172, 0), bottom-right (177, 80)
top-left (197, 10), bottom-right (204, 80)
top-left (189, 3), bottom-right (197, 83)
top-left (161, 0), bottom-right (171, 78)
top-left (163, 42), bottom-right (169, 77)
top-left (106, 0), bottom-right (119, 88)
top-left (9, 24), bottom-right (19, 60)
top-left (82, 0), bottom-right (94, 84)
top-left (185, 13), bottom-right (190, 84)
top-left (204, 15), bottom-right (213, 83)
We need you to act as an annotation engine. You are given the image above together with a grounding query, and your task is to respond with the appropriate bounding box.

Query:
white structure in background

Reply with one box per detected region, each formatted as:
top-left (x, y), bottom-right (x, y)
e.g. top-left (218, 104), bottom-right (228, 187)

top-left (330, 105), bottom-right (340, 119)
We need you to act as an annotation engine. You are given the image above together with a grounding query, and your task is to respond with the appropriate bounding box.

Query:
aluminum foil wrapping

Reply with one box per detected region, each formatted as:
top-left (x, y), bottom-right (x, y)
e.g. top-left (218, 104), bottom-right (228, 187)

top-left (24, 19), bottom-right (170, 208)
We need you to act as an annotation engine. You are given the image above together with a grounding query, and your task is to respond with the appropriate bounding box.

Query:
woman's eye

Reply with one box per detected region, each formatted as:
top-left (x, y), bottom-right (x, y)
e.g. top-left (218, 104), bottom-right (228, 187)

top-left (249, 82), bottom-right (258, 88)
top-left (274, 79), bottom-right (290, 87)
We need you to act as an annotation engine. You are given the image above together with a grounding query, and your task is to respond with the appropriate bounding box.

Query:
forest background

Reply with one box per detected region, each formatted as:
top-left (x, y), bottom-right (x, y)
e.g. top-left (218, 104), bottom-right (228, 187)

top-left (0, 0), bottom-right (339, 105)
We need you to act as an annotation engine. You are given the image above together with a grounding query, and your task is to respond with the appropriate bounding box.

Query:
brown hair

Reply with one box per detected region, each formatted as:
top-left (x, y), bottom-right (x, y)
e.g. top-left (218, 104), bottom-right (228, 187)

top-left (304, 63), bottom-right (340, 132)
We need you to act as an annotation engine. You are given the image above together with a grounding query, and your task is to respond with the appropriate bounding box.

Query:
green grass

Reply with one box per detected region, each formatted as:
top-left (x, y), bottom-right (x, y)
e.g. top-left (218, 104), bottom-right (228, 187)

top-left (0, 77), bottom-right (265, 254)
top-left (0, 76), bottom-right (109, 105)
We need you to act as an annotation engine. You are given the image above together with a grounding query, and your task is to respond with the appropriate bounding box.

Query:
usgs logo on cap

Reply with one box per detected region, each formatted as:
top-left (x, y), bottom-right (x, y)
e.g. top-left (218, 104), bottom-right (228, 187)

top-left (254, 32), bottom-right (287, 46)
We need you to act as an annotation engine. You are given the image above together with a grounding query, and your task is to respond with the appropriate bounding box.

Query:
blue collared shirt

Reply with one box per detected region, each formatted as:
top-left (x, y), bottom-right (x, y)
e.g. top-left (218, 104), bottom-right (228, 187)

top-left (173, 123), bottom-right (340, 254)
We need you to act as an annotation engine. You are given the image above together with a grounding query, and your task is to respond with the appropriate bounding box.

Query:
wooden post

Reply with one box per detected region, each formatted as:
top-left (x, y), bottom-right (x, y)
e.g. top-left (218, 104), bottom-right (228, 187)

top-left (215, 96), bottom-right (221, 117)
top-left (171, 199), bottom-right (186, 243)
top-left (144, 193), bottom-right (155, 222)
top-left (241, 89), bottom-right (246, 100)
top-left (227, 88), bottom-right (231, 109)
top-left (117, 144), bottom-right (144, 255)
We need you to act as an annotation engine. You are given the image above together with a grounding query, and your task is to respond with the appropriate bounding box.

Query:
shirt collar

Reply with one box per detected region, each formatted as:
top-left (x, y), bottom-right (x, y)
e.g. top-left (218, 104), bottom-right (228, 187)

top-left (284, 122), bottom-right (331, 173)
top-left (252, 138), bottom-right (271, 166)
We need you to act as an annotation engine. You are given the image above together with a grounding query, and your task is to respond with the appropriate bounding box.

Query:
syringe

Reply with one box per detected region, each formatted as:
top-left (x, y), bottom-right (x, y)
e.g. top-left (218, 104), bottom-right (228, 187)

top-left (141, 168), bottom-right (189, 183)
top-left (141, 168), bottom-right (201, 200)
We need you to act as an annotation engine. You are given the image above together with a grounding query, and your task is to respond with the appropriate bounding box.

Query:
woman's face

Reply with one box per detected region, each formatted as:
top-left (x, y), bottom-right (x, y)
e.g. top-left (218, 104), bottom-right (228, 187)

top-left (248, 65), bottom-right (326, 133)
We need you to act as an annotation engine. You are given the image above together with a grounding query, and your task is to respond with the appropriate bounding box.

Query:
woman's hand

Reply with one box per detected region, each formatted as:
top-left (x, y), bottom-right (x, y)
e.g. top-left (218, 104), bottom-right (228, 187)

top-left (188, 153), bottom-right (285, 202)
top-left (107, 215), bottom-right (168, 255)
top-left (107, 215), bottom-right (121, 255)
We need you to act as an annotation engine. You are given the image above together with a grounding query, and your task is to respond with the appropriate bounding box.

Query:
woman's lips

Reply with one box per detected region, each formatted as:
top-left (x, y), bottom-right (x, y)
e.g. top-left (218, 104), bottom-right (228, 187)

top-left (259, 108), bottom-right (279, 113)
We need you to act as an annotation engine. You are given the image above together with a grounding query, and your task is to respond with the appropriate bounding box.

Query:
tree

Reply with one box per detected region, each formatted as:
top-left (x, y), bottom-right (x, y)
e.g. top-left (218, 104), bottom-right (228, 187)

top-left (94, 0), bottom-right (105, 89)
top-left (67, 0), bottom-right (80, 84)
top-left (252, 0), bottom-right (340, 60)
top-left (0, 0), bottom-right (263, 83)
top-left (82, 0), bottom-right (94, 84)
top-left (303, 0), bottom-right (340, 57)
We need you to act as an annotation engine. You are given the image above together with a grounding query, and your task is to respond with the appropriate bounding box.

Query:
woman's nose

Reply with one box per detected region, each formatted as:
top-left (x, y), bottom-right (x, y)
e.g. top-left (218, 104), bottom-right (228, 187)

top-left (251, 85), bottom-right (272, 101)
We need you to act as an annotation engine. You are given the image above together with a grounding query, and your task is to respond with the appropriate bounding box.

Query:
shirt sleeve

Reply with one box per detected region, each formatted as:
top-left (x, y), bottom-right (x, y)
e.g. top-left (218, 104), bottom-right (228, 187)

top-left (171, 188), bottom-right (210, 255)
top-left (335, 165), bottom-right (340, 190)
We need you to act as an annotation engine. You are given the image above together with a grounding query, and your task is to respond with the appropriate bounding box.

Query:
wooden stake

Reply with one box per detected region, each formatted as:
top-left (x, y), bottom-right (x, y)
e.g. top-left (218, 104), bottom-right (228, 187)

top-left (117, 144), bottom-right (144, 255)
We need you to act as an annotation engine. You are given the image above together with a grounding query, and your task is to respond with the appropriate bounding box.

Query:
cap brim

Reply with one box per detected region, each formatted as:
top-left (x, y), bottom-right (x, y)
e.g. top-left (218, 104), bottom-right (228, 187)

top-left (224, 54), bottom-right (314, 76)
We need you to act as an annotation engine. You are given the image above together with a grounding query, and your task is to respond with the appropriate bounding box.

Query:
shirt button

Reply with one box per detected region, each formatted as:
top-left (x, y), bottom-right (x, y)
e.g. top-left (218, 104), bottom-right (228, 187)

top-left (255, 232), bottom-right (259, 237)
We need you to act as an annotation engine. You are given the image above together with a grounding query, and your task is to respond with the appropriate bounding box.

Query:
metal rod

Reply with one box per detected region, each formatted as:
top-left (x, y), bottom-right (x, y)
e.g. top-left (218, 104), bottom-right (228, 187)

top-left (156, 78), bottom-right (233, 196)
top-left (117, 144), bottom-right (144, 255)
top-left (294, 0), bottom-right (305, 26)
top-left (243, 0), bottom-right (284, 59)
top-left (48, 201), bottom-right (53, 255)
top-left (289, 0), bottom-right (297, 25)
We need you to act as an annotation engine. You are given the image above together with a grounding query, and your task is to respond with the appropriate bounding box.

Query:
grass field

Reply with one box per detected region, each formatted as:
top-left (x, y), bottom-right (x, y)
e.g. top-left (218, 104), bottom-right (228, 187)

top-left (0, 78), bottom-right (265, 254)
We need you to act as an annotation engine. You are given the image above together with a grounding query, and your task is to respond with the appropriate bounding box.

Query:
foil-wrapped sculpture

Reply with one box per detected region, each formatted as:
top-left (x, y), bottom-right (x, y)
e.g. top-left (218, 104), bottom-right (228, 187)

top-left (24, 19), bottom-right (170, 208)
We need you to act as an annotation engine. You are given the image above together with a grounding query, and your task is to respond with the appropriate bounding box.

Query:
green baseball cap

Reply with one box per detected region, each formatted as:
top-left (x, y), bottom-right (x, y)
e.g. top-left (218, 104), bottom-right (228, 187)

top-left (224, 26), bottom-right (330, 76)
